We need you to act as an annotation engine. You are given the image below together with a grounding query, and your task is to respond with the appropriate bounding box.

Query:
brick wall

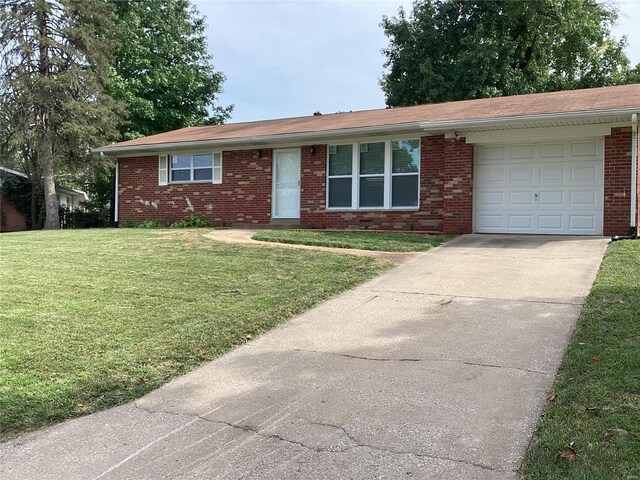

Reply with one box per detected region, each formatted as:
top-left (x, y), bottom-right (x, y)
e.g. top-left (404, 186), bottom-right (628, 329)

top-left (443, 138), bottom-right (474, 233)
top-left (117, 129), bottom-right (634, 235)
top-left (117, 137), bottom-right (475, 233)
top-left (603, 127), bottom-right (633, 236)
top-left (117, 150), bottom-right (272, 226)
top-left (300, 136), bottom-right (473, 232)
top-left (0, 193), bottom-right (28, 232)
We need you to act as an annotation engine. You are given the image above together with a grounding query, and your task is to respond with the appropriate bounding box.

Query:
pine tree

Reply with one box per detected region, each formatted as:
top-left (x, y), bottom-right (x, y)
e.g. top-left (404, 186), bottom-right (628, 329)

top-left (1, 0), bottom-right (122, 229)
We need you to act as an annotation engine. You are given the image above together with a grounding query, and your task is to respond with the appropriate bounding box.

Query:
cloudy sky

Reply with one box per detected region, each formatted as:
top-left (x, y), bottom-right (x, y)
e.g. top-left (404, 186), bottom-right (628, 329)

top-left (193, 0), bottom-right (640, 123)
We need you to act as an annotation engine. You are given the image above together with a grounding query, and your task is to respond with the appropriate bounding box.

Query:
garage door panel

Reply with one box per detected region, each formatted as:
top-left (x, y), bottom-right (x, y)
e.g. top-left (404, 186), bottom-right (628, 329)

top-left (538, 190), bottom-right (564, 206)
top-left (508, 215), bottom-right (533, 229)
top-left (540, 143), bottom-right (565, 158)
top-left (570, 165), bottom-right (598, 182)
top-left (508, 191), bottom-right (534, 206)
top-left (510, 145), bottom-right (534, 159)
top-left (537, 215), bottom-right (564, 230)
top-left (477, 191), bottom-right (505, 207)
top-left (483, 146), bottom-right (506, 160)
top-left (539, 166), bottom-right (564, 181)
top-left (569, 215), bottom-right (595, 231)
top-left (510, 167), bottom-right (534, 182)
top-left (570, 190), bottom-right (597, 206)
top-left (477, 215), bottom-right (504, 229)
top-left (475, 141), bottom-right (603, 235)
top-left (479, 166), bottom-right (505, 183)
top-left (571, 141), bottom-right (597, 157)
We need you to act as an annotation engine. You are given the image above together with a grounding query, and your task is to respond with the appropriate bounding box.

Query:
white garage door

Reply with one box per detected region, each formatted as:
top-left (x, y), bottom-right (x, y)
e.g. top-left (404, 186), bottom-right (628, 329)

top-left (474, 140), bottom-right (603, 235)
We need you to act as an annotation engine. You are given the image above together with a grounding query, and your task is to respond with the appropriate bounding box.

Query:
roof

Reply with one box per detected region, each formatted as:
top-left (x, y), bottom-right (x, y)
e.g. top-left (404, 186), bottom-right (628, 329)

top-left (0, 166), bottom-right (88, 199)
top-left (97, 84), bottom-right (640, 153)
top-left (0, 166), bottom-right (29, 178)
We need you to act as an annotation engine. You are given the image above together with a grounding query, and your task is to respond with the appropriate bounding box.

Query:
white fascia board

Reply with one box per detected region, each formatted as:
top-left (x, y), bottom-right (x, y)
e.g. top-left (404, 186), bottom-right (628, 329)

top-left (92, 122), bottom-right (424, 156)
top-left (0, 166), bottom-right (29, 178)
top-left (464, 123), bottom-right (618, 145)
top-left (93, 108), bottom-right (639, 157)
top-left (418, 108), bottom-right (638, 131)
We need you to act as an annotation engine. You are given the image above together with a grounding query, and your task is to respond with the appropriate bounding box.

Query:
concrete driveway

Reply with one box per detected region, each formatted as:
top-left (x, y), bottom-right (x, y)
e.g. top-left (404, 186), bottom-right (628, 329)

top-left (0, 235), bottom-right (608, 479)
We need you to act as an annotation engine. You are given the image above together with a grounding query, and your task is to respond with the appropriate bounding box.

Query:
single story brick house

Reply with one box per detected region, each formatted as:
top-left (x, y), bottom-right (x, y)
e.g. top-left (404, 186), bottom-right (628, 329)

top-left (96, 84), bottom-right (640, 236)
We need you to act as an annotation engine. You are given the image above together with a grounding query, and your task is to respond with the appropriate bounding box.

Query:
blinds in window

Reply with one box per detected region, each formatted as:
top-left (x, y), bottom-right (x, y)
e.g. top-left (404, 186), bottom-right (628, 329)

top-left (158, 155), bottom-right (168, 186)
top-left (213, 152), bottom-right (222, 184)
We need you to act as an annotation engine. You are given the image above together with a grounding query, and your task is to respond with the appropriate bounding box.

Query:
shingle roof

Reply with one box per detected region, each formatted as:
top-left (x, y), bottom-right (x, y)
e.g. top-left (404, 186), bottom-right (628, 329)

top-left (101, 84), bottom-right (640, 150)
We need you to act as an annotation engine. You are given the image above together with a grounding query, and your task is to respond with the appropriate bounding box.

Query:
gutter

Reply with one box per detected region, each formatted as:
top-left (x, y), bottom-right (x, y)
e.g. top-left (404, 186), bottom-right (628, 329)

top-left (114, 160), bottom-right (119, 226)
top-left (92, 123), bottom-right (424, 155)
top-left (93, 107), bottom-right (639, 156)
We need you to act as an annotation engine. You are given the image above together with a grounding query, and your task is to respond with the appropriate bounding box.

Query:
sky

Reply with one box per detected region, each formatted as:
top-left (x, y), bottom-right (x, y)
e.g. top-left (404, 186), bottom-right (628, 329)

top-left (193, 0), bottom-right (640, 123)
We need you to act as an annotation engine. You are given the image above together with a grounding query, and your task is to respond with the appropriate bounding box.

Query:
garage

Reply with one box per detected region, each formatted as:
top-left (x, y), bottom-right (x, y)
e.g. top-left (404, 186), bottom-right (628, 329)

top-left (474, 140), bottom-right (604, 235)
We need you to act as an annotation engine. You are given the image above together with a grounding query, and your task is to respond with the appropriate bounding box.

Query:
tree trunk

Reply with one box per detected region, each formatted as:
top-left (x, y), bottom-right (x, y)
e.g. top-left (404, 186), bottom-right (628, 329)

top-left (30, 180), bottom-right (38, 230)
top-left (37, 0), bottom-right (59, 230)
top-left (42, 127), bottom-right (59, 229)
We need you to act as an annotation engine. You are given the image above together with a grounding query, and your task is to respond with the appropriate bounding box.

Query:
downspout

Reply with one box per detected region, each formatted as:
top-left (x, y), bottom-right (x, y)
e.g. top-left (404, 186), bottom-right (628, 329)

top-left (612, 113), bottom-right (638, 241)
top-left (632, 113), bottom-right (638, 237)
top-left (114, 159), bottom-right (119, 227)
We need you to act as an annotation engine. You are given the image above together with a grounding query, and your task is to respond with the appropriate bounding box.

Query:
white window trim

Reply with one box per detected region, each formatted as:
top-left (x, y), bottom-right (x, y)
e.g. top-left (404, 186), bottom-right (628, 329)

top-left (167, 151), bottom-right (223, 185)
top-left (326, 138), bottom-right (420, 211)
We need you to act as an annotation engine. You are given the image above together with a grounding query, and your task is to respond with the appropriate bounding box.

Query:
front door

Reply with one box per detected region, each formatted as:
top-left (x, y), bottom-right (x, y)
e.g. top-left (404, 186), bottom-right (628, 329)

top-left (273, 148), bottom-right (301, 218)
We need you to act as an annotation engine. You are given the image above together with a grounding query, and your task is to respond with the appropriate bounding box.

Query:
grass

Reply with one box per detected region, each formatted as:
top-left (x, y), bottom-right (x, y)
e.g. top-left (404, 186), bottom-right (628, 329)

top-left (252, 229), bottom-right (455, 252)
top-left (0, 228), bottom-right (390, 440)
top-left (523, 240), bottom-right (640, 479)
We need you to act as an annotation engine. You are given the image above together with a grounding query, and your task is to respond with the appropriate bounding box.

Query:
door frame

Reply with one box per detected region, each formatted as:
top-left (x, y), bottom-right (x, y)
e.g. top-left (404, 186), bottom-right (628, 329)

top-left (272, 147), bottom-right (302, 219)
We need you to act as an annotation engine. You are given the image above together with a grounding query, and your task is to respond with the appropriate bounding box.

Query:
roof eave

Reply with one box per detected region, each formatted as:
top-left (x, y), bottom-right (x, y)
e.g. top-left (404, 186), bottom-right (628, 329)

top-left (93, 108), bottom-right (639, 156)
top-left (418, 108), bottom-right (638, 132)
top-left (92, 122), bottom-right (424, 155)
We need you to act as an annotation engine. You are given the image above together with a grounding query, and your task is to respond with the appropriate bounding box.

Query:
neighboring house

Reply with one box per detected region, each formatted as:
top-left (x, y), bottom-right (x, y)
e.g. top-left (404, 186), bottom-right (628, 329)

top-left (56, 186), bottom-right (89, 211)
top-left (0, 166), bottom-right (88, 232)
top-left (96, 84), bottom-right (640, 236)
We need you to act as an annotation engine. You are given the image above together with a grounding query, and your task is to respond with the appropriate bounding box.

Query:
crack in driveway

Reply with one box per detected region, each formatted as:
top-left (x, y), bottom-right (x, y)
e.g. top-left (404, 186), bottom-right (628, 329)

top-left (294, 348), bottom-right (552, 376)
top-left (129, 403), bottom-right (511, 474)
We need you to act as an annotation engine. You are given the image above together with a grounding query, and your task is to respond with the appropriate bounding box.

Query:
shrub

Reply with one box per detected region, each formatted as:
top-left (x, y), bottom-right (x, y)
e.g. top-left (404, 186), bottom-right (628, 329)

top-left (137, 219), bottom-right (165, 229)
top-left (121, 219), bottom-right (164, 228)
top-left (170, 214), bottom-right (210, 229)
top-left (59, 205), bottom-right (110, 229)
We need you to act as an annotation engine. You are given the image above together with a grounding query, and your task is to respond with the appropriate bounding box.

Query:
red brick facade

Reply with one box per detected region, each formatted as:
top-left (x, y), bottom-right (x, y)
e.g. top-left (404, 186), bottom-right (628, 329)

top-left (117, 131), bottom-right (637, 235)
top-left (118, 150), bottom-right (273, 226)
top-left (603, 127), bottom-right (634, 236)
top-left (0, 194), bottom-right (28, 232)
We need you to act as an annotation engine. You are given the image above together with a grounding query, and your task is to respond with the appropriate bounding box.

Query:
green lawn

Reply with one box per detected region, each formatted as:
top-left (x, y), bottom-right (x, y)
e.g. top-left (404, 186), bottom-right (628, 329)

top-left (252, 229), bottom-right (455, 252)
top-left (0, 229), bottom-right (390, 440)
top-left (523, 240), bottom-right (640, 479)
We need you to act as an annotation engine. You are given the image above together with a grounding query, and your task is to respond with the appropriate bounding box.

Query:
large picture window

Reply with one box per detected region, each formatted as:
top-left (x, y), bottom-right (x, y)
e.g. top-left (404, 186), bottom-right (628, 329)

top-left (326, 139), bottom-right (420, 210)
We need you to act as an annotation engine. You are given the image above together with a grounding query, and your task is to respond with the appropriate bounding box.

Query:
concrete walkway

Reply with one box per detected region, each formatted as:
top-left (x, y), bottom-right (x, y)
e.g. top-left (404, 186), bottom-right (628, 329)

top-left (0, 235), bottom-right (608, 480)
top-left (203, 228), bottom-right (418, 263)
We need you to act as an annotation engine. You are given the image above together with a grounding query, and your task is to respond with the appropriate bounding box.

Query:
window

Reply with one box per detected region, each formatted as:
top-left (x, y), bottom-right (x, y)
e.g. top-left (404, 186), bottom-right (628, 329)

top-left (171, 153), bottom-right (212, 182)
top-left (327, 144), bottom-right (353, 208)
top-left (391, 140), bottom-right (420, 207)
top-left (326, 139), bottom-right (420, 210)
top-left (165, 152), bottom-right (222, 184)
top-left (359, 142), bottom-right (385, 208)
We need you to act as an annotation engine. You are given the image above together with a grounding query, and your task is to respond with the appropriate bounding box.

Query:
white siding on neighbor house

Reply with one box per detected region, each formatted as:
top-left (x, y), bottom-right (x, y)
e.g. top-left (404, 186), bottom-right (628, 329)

top-left (474, 140), bottom-right (604, 235)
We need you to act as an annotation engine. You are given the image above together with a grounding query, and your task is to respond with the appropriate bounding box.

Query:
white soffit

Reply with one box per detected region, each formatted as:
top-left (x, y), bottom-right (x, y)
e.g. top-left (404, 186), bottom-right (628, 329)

top-left (463, 123), bottom-right (620, 145)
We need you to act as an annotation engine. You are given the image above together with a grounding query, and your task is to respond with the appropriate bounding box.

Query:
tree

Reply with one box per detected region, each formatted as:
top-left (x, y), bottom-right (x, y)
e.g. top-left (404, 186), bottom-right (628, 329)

top-left (381, 0), bottom-right (640, 107)
top-left (1, 0), bottom-right (122, 229)
top-left (109, 0), bottom-right (232, 140)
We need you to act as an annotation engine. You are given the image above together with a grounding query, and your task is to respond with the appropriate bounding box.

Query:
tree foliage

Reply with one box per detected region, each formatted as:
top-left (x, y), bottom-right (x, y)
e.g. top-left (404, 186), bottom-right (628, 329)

top-left (1, 0), bottom-right (122, 228)
top-left (381, 0), bottom-right (640, 106)
top-left (109, 0), bottom-right (232, 140)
